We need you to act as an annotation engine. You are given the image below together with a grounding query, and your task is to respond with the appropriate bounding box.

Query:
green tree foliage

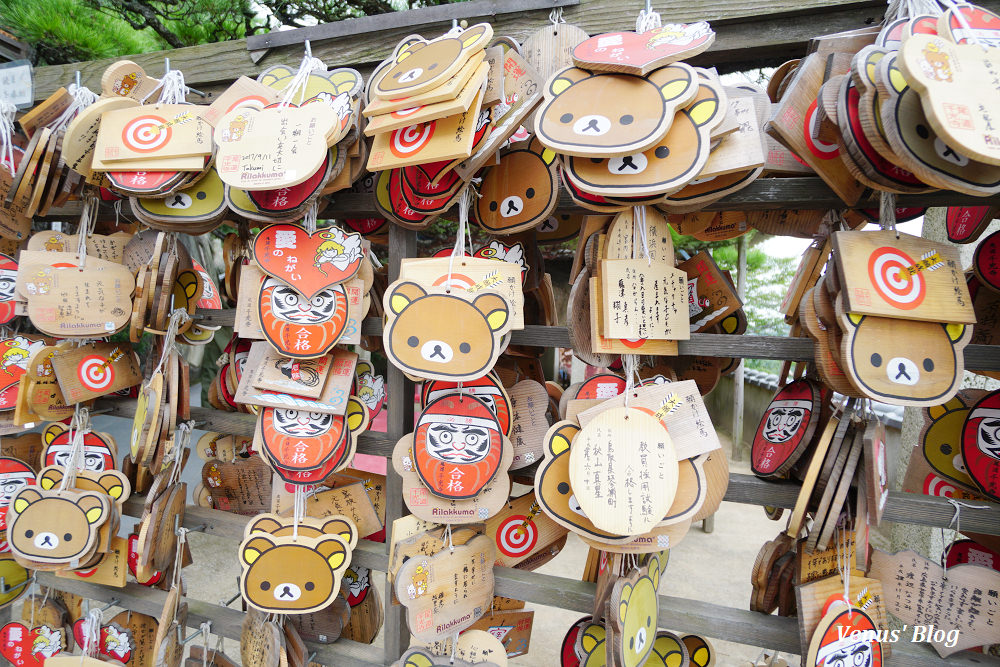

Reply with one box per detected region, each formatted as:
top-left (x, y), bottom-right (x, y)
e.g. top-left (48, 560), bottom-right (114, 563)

top-left (2, 0), bottom-right (467, 65)
top-left (0, 0), bottom-right (161, 65)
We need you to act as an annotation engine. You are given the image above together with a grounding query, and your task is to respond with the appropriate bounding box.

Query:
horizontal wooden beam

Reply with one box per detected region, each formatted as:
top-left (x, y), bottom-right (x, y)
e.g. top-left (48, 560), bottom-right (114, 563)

top-left (29, 0), bottom-right (909, 103)
top-left (246, 0), bottom-right (579, 51)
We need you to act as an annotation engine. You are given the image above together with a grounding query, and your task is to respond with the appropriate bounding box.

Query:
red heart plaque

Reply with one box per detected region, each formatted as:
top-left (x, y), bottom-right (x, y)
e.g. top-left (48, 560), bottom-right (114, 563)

top-left (0, 623), bottom-right (62, 667)
top-left (253, 224), bottom-right (364, 298)
top-left (573, 23), bottom-right (715, 75)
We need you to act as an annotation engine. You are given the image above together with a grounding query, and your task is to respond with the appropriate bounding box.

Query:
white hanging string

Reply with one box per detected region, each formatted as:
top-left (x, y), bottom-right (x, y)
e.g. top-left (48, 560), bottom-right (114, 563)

top-left (172, 526), bottom-right (187, 590)
top-left (302, 200), bottom-right (319, 236)
top-left (82, 607), bottom-right (103, 657)
top-left (59, 407), bottom-right (91, 491)
top-left (142, 68), bottom-right (191, 105)
top-left (446, 187), bottom-right (475, 292)
top-left (634, 206), bottom-right (651, 264)
top-left (549, 7), bottom-right (565, 26)
top-left (940, 498), bottom-right (990, 579)
top-left (938, 0), bottom-right (989, 49)
top-left (636, 2), bottom-right (662, 33)
top-left (292, 485), bottom-right (306, 542)
top-left (47, 83), bottom-right (98, 133)
top-left (168, 422), bottom-right (193, 487)
top-left (200, 622), bottom-right (211, 667)
top-left (0, 100), bottom-right (16, 177)
top-left (878, 191), bottom-right (898, 238)
top-left (279, 44), bottom-right (327, 108)
top-left (150, 309), bottom-right (191, 381)
top-left (77, 196), bottom-right (97, 270)
top-left (834, 512), bottom-right (853, 618)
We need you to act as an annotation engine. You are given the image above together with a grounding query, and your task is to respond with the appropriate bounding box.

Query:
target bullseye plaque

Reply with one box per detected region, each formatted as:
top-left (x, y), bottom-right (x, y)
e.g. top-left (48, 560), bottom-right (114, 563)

top-left (832, 230), bottom-right (974, 324)
top-left (751, 379), bottom-right (822, 479)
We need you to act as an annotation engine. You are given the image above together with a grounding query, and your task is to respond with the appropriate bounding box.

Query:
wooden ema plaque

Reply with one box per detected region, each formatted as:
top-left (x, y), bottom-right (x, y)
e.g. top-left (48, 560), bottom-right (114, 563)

top-left (871, 549), bottom-right (1000, 656)
top-left (678, 250), bottom-right (743, 334)
top-left (395, 533), bottom-right (495, 642)
top-left (483, 491), bottom-right (567, 568)
top-left (806, 607), bottom-right (884, 667)
top-left (568, 407), bottom-right (678, 536)
top-left (573, 23), bottom-right (714, 75)
top-left (767, 52), bottom-right (866, 205)
top-left (832, 230), bottom-right (974, 323)
top-left (960, 389), bottom-right (1000, 501)
top-left (751, 379), bottom-right (821, 478)
top-left (600, 259), bottom-right (688, 340)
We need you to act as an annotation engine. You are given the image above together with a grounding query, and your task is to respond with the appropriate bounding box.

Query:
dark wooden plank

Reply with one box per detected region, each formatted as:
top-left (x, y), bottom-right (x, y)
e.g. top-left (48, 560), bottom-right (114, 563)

top-left (31, 0), bottom-right (898, 103)
top-left (247, 0), bottom-right (580, 50)
top-left (383, 223), bottom-right (416, 665)
top-left (46, 178), bottom-right (1000, 221)
top-left (723, 473), bottom-right (1000, 536)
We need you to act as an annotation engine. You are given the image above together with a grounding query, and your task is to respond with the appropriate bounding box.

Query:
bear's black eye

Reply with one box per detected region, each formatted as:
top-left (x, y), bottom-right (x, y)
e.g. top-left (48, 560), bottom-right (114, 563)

top-left (489, 201), bottom-right (498, 212)
top-left (392, 72), bottom-right (401, 79)
top-left (305, 582), bottom-right (315, 591)
top-left (408, 336), bottom-right (419, 347)
top-left (941, 443), bottom-right (953, 455)
top-left (916, 124), bottom-right (930, 139)
top-left (63, 533), bottom-right (72, 542)
top-left (620, 114), bottom-right (633, 125)
top-left (459, 342), bottom-right (471, 354)
top-left (870, 353), bottom-right (883, 367)
top-left (24, 530), bottom-right (32, 538)
top-left (924, 358), bottom-right (935, 372)
top-left (630, 637), bottom-right (634, 649)
top-left (655, 146), bottom-right (670, 159)
top-left (557, 482), bottom-right (569, 494)
top-left (260, 581), bottom-right (271, 591)
top-left (526, 188), bottom-right (535, 199)
top-left (428, 63), bottom-right (437, 71)
top-left (196, 191), bottom-right (206, 200)
top-left (560, 113), bottom-right (573, 124)
top-left (647, 617), bottom-right (652, 626)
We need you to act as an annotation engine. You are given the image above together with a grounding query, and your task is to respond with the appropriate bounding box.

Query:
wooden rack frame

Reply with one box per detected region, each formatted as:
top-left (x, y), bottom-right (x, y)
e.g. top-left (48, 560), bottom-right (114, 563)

top-left (21, 0), bottom-right (1000, 664)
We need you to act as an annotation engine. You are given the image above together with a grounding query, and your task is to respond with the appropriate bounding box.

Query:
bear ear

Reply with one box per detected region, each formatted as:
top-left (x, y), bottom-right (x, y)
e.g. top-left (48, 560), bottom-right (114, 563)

top-left (38, 468), bottom-right (61, 491)
top-left (865, 50), bottom-right (884, 84)
top-left (945, 323), bottom-right (967, 343)
top-left (388, 281), bottom-right (427, 315)
top-left (928, 394), bottom-right (967, 420)
top-left (95, 472), bottom-right (126, 500)
top-left (356, 361), bottom-right (373, 376)
top-left (11, 487), bottom-right (42, 514)
top-left (581, 623), bottom-right (605, 653)
top-left (316, 536), bottom-right (349, 572)
top-left (618, 583), bottom-right (633, 622)
top-left (845, 312), bottom-right (865, 328)
top-left (76, 493), bottom-right (108, 525)
top-left (472, 292), bottom-right (510, 332)
top-left (394, 39), bottom-right (427, 62)
top-left (257, 66), bottom-right (295, 89)
top-left (649, 556), bottom-right (661, 588)
top-left (329, 68), bottom-right (362, 97)
top-left (241, 535), bottom-right (276, 566)
top-left (346, 396), bottom-right (370, 434)
top-left (404, 651), bottom-right (436, 667)
top-left (42, 423), bottom-right (65, 446)
top-left (548, 67), bottom-right (592, 97)
top-left (528, 135), bottom-right (557, 166)
top-left (648, 64), bottom-right (698, 103)
top-left (687, 84), bottom-right (722, 128)
top-left (888, 58), bottom-right (908, 94)
top-left (321, 516), bottom-right (357, 548)
top-left (459, 24), bottom-right (492, 52)
top-left (247, 516), bottom-right (284, 536)
top-left (546, 421), bottom-right (580, 457)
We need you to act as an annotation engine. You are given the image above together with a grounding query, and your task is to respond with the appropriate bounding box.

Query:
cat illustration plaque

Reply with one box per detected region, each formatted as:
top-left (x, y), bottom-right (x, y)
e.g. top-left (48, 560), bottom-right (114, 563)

top-left (414, 394), bottom-right (505, 500)
top-left (752, 379), bottom-right (821, 478)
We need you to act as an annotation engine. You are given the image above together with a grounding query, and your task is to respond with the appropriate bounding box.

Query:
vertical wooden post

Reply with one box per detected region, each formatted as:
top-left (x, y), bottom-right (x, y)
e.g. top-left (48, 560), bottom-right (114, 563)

top-left (383, 224), bottom-right (416, 664)
top-left (731, 235), bottom-right (748, 463)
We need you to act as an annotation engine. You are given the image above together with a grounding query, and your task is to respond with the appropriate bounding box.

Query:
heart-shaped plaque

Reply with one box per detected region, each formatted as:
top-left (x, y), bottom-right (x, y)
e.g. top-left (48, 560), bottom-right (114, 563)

top-left (253, 224), bottom-right (364, 297)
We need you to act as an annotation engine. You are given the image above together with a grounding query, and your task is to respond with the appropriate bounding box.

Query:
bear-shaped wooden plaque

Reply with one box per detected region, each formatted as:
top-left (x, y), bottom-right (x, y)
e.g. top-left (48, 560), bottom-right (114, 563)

top-left (607, 555), bottom-right (662, 667)
top-left (395, 533), bottom-right (495, 642)
top-left (573, 24), bottom-right (715, 75)
top-left (534, 65), bottom-right (699, 158)
top-left (383, 280), bottom-right (511, 382)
